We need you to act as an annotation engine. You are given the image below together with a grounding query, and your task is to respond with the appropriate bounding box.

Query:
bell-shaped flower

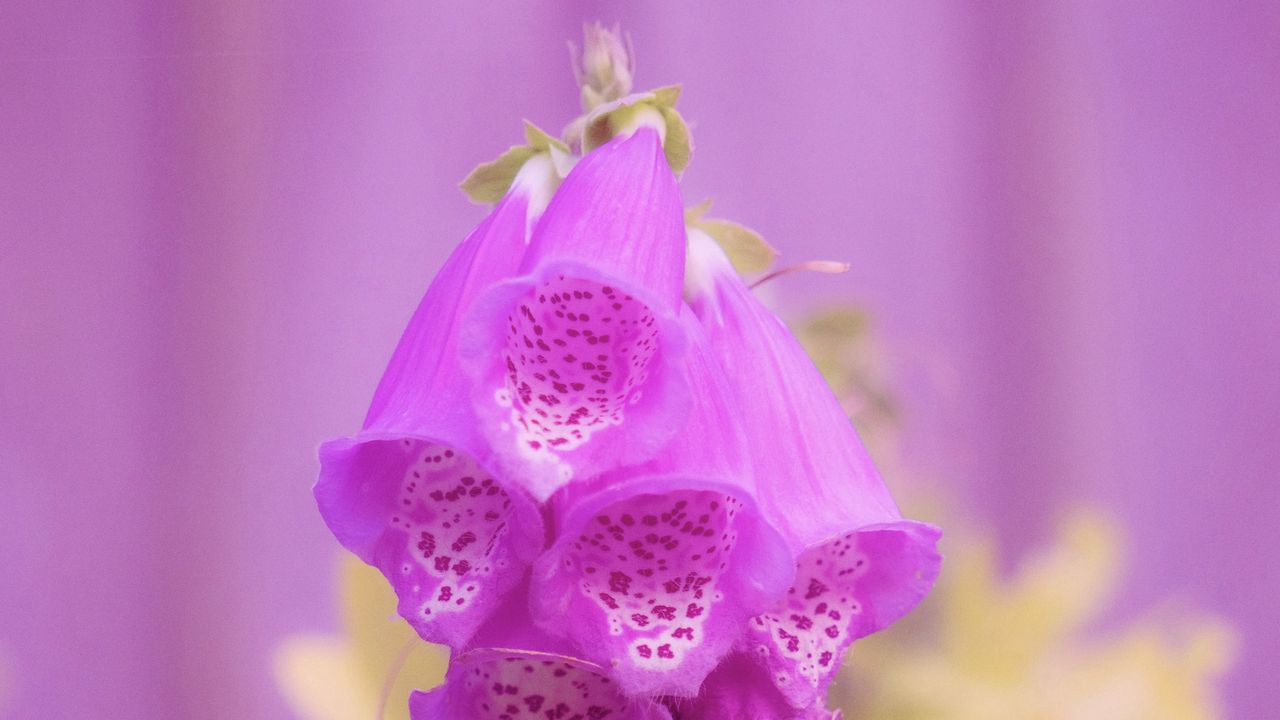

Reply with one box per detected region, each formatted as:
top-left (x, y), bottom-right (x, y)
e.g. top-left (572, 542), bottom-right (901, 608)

top-left (685, 229), bottom-right (943, 710)
top-left (313, 158), bottom-right (557, 648)
top-left (409, 584), bottom-right (673, 720)
top-left (460, 127), bottom-right (691, 500)
top-left (528, 312), bottom-right (794, 698)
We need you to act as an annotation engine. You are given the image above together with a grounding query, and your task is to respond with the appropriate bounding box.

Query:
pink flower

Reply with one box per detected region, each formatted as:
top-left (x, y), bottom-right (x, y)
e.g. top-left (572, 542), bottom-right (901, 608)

top-left (684, 229), bottom-right (942, 711)
top-left (459, 127), bottom-right (693, 500)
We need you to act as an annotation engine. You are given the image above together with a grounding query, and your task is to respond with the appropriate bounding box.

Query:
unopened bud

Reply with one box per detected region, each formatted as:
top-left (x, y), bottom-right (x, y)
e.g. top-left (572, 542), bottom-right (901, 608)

top-left (573, 23), bottom-right (634, 111)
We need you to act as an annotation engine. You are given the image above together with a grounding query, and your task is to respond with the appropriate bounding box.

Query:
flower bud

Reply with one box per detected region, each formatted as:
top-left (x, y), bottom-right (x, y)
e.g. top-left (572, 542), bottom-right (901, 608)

top-left (575, 22), bottom-right (634, 111)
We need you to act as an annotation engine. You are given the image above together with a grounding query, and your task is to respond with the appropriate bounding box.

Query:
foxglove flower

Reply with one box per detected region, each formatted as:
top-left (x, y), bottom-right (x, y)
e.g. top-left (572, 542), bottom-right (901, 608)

top-left (460, 127), bottom-right (691, 500)
top-left (314, 158), bottom-right (556, 648)
top-left (685, 230), bottom-right (943, 710)
top-left (529, 312), bottom-right (793, 697)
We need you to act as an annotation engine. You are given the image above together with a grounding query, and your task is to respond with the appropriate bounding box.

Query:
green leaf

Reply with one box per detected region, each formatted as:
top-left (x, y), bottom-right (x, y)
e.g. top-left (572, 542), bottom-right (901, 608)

top-left (650, 84), bottom-right (682, 108)
top-left (458, 145), bottom-right (537, 204)
top-left (692, 217), bottom-right (778, 275)
top-left (659, 106), bottom-right (692, 174)
top-left (523, 120), bottom-right (569, 153)
top-left (684, 198), bottom-right (714, 224)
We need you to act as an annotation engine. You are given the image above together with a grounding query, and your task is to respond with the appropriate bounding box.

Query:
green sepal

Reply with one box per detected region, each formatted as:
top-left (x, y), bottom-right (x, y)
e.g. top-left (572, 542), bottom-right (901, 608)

top-left (459, 120), bottom-right (567, 204)
top-left (523, 120), bottom-right (569, 153)
top-left (459, 145), bottom-right (536, 204)
top-left (651, 84), bottom-right (682, 108)
top-left (685, 199), bottom-right (778, 275)
top-left (580, 85), bottom-right (692, 174)
top-left (658, 105), bottom-right (692, 174)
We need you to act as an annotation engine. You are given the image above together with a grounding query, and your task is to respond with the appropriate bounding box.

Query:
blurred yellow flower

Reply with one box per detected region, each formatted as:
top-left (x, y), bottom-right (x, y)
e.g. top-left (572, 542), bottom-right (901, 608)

top-left (795, 304), bottom-right (1235, 719)
top-left (833, 511), bottom-right (1236, 720)
top-left (274, 555), bottom-right (447, 720)
top-left (795, 308), bottom-right (885, 410)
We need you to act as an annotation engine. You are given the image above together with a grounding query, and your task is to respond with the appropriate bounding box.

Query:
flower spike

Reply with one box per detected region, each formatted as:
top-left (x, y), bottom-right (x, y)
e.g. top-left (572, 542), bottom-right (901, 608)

top-left (686, 228), bottom-right (943, 709)
top-left (461, 127), bottom-right (691, 500)
top-left (311, 25), bottom-right (942, 720)
top-left (315, 164), bottom-right (556, 648)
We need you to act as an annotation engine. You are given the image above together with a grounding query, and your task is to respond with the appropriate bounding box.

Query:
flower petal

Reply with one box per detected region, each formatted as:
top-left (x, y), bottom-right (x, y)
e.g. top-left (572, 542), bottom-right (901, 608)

top-left (745, 521), bottom-right (940, 707)
top-left (461, 128), bottom-right (691, 500)
top-left (667, 653), bottom-right (840, 720)
top-left (315, 187), bottom-right (546, 648)
top-left (410, 648), bottom-right (673, 720)
top-left (529, 312), bottom-right (793, 697)
top-left (686, 229), bottom-right (942, 707)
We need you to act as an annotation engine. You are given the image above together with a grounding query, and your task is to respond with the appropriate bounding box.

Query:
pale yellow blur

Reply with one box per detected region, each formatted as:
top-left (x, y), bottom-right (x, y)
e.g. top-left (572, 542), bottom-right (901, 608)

top-left (274, 556), bottom-right (447, 720)
top-left (797, 306), bottom-right (1235, 720)
top-left (833, 511), bottom-right (1235, 720)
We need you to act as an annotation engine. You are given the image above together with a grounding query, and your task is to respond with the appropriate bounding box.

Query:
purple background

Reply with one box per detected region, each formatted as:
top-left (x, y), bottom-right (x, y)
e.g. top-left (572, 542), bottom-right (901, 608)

top-left (2, 2), bottom-right (1276, 718)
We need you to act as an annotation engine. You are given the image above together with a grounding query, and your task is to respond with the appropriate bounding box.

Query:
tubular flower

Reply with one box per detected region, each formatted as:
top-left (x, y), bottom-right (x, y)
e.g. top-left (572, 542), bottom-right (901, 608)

top-left (460, 127), bottom-right (691, 500)
top-left (685, 229), bottom-right (943, 710)
top-left (529, 312), bottom-right (793, 697)
top-left (314, 159), bottom-right (556, 648)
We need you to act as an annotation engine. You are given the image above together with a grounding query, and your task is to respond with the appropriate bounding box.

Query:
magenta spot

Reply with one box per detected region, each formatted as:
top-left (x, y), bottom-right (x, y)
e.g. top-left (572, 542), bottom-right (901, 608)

top-left (503, 278), bottom-right (659, 451)
top-left (560, 490), bottom-right (746, 669)
top-left (395, 440), bottom-right (516, 619)
top-left (749, 534), bottom-right (870, 694)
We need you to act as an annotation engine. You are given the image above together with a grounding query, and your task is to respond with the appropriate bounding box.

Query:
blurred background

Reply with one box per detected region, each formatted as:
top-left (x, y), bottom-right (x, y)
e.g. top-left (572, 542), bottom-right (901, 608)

top-left (2, 2), bottom-right (1276, 718)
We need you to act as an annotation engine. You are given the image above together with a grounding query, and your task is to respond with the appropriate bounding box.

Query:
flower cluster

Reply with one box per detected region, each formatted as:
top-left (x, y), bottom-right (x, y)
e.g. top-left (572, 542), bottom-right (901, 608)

top-left (315, 25), bottom-right (940, 720)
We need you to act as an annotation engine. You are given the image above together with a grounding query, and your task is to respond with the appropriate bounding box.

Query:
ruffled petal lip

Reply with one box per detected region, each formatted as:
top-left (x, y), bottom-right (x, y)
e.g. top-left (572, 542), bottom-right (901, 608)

top-left (743, 519), bottom-right (942, 709)
top-left (316, 432), bottom-right (546, 649)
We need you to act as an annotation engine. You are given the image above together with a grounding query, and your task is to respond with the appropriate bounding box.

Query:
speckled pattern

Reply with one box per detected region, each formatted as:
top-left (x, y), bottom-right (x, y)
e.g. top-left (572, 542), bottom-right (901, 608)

top-left (561, 490), bottom-right (742, 671)
top-left (499, 276), bottom-right (658, 453)
top-left (389, 439), bottom-right (516, 621)
top-left (746, 534), bottom-right (869, 699)
top-left (454, 650), bottom-right (626, 719)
